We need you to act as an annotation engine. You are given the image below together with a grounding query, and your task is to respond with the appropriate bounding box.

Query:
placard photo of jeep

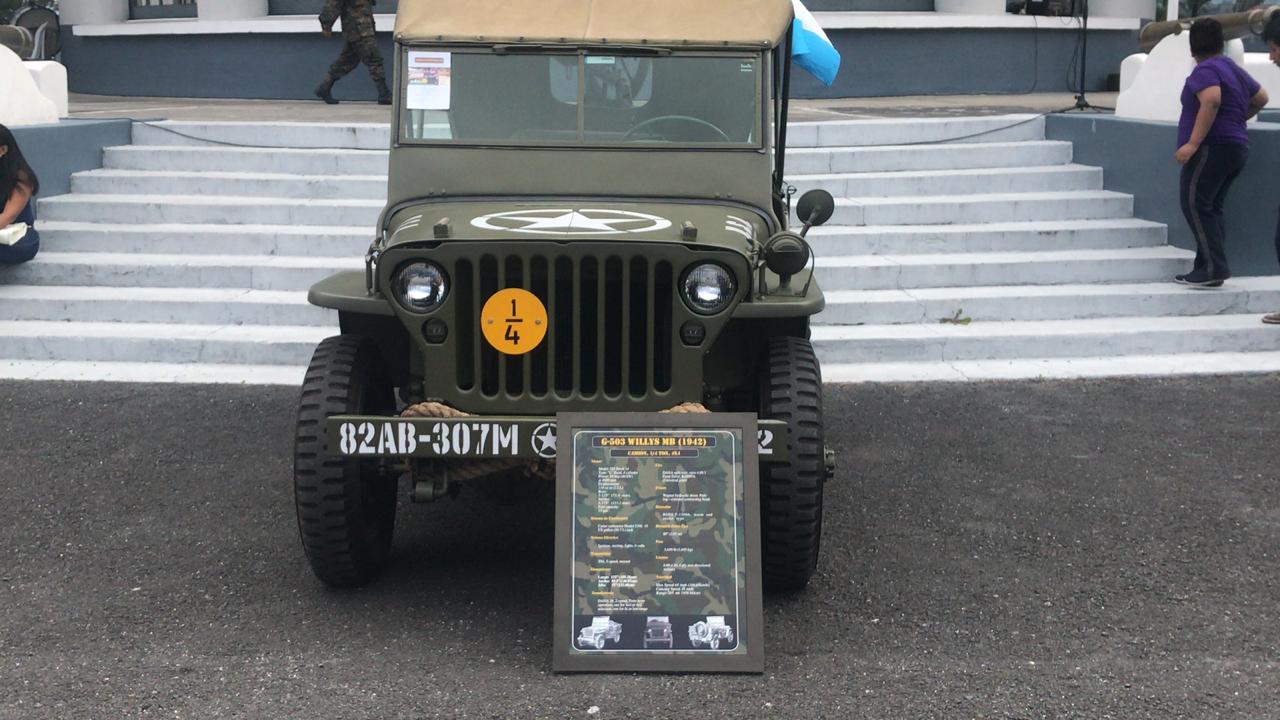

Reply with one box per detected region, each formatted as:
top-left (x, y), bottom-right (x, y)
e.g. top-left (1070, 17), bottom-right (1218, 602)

top-left (644, 617), bottom-right (674, 649)
top-left (294, 0), bottom-right (836, 594)
top-left (576, 617), bottom-right (623, 651)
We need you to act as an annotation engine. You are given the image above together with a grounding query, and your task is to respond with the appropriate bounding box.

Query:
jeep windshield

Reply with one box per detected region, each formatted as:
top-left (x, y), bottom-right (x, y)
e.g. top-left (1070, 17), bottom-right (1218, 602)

top-left (399, 48), bottom-right (762, 148)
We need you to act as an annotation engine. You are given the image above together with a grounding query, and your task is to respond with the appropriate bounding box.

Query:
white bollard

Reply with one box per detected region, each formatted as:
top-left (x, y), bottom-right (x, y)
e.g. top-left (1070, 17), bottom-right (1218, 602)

top-left (1115, 34), bottom-right (1245, 123)
top-left (25, 60), bottom-right (68, 118)
top-left (1242, 54), bottom-right (1280, 109)
top-left (0, 46), bottom-right (57, 126)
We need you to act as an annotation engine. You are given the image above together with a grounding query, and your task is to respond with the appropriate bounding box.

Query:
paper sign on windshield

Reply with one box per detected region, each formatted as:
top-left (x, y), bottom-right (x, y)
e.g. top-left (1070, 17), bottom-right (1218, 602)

top-left (406, 51), bottom-right (452, 110)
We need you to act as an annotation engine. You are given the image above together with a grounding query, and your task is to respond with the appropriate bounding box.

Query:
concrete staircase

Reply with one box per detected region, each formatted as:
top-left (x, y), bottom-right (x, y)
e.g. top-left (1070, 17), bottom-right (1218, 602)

top-left (2, 116), bottom-right (1279, 384)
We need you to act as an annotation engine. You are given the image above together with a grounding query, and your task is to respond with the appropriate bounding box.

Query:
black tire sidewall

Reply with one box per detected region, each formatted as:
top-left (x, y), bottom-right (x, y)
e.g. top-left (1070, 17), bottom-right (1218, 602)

top-left (293, 334), bottom-right (397, 587)
top-left (757, 336), bottom-right (826, 592)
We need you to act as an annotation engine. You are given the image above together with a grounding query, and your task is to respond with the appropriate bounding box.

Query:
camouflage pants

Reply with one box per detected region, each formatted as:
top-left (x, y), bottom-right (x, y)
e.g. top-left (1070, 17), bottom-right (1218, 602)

top-left (324, 33), bottom-right (386, 87)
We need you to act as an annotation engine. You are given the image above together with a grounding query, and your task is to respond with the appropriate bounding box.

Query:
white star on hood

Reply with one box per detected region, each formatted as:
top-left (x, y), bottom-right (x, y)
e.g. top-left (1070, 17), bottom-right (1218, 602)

top-left (501, 211), bottom-right (641, 234)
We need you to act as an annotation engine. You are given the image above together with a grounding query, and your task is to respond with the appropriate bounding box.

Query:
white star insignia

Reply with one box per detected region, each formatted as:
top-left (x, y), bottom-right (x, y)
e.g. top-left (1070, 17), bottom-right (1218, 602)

top-left (502, 211), bottom-right (641, 234)
top-left (532, 424), bottom-right (558, 458)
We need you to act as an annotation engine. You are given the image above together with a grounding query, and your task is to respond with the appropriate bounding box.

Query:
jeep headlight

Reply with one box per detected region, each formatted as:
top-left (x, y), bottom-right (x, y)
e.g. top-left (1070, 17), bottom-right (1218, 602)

top-left (681, 263), bottom-right (736, 315)
top-left (393, 261), bottom-right (448, 312)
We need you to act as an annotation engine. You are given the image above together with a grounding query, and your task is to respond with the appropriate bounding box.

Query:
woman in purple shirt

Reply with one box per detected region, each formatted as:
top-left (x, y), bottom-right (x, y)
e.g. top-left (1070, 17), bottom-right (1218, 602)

top-left (1174, 18), bottom-right (1269, 288)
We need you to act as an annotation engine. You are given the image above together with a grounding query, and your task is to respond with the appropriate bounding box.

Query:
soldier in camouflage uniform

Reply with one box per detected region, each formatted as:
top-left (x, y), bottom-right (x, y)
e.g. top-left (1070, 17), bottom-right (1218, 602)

top-left (315, 0), bottom-right (391, 105)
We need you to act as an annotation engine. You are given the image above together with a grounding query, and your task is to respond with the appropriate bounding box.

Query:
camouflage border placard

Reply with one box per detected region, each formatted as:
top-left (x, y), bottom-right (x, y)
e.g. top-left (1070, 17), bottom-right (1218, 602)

top-left (552, 412), bottom-right (764, 674)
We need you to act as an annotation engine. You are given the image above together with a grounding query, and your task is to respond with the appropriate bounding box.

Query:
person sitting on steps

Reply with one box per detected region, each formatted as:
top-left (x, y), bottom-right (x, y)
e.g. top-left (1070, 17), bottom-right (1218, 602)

top-left (315, 0), bottom-right (392, 106)
top-left (0, 123), bottom-right (41, 266)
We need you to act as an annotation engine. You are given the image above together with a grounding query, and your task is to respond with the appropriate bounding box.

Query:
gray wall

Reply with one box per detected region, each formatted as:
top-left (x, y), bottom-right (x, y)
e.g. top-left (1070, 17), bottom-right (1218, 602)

top-left (269, 0), bottom-right (397, 13)
top-left (60, 28), bottom-right (397, 101)
top-left (9, 119), bottom-right (132, 197)
top-left (1047, 114), bottom-right (1280, 277)
top-left (790, 27), bottom-right (1136, 98)
top-left (805, 0), bottom-right (934, 9)
top-left (266, 0), bottom-right (918, 11)
top-left (60, 25), bottom-right (1135, 101)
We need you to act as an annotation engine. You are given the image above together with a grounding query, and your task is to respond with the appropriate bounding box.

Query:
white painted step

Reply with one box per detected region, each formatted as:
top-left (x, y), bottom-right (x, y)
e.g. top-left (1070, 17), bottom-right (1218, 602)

top-left (37, 194), bottom-right (383, 227)
top-left (805, 219), bottom-right (1167, 256)
top-left (0, 321), bottom-right (327, 365)
top-left (71, 169), bottom-right (387, 200)
top-left (0, 359), bottom-right (307, 385)
top-left (814, 246), bottom-right (1194, 291)
top-left (0, 285), bottom-right (336, 326)
top-left (131, 121), bottom-right (391, 150)
top-left (786, 140), bottom-right (1073, 174)
top-left (103, 145), bottom-right (389, 175)
top-left (787, 115), bottom-right (1045, 148)
top-left (818, 277), bottom-right (1280, 325)
top-left (822, 190), bottom-right (1133, 227)
top-left (1, 252), bottom-right (360, 291)
top-left (789, 164), bottom-right (1102, 198)
top-left (812, 314), bottom-right (1280, 364)
top-left (128, 117), bottom-right (1044, 152)
top-left (36, 221), bottom-right (371, 256)
top-left (822, 351), bottom-right (1280, 384)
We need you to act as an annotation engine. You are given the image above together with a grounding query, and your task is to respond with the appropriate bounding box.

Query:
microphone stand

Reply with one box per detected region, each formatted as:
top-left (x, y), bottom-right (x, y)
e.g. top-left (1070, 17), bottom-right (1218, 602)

top-left (1069, 0), bottom-right (1106, 112)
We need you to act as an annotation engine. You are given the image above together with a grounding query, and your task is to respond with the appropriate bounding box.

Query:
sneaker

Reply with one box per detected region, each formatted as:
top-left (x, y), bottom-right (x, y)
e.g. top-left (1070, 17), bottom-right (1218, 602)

top-left (314, 84), bottom-right (338, 105)
top-left (1174, 273), bottom-right (1224, 289)
top-left (1263, 312), bottom-right (1280, 325)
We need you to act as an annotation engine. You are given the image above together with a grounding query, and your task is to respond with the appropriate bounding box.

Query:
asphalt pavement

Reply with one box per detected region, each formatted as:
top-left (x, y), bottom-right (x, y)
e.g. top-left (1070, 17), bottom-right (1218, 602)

top-left (1, 376), bottom-right (1278, 719)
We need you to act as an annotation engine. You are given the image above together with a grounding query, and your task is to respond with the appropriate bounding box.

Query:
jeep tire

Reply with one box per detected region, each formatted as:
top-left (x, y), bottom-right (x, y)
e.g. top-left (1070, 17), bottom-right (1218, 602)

top-left (758, 336), bottom-right (826, 591)
top-left (294, 334), bottom-right (398, 587)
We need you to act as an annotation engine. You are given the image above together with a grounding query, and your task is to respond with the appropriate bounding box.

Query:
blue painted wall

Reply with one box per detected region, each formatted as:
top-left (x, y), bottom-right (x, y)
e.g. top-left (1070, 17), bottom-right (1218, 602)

top-left (264, 0), bottom-right (926, 13)
top-left (60, 25), bottom-right (1135, 101)
top-left (804, 0), bottom-right (934, 9)
top-left (1047, 114), bottom-right (1280, 277)
top-left (60, 28), bottom-right (397, 102)
top-left (791, 27), bottom-right (1137, 98)
top-left (270, 0), bottom-right (398, 14)
top-left (9, 119), bottom-right (132, 198)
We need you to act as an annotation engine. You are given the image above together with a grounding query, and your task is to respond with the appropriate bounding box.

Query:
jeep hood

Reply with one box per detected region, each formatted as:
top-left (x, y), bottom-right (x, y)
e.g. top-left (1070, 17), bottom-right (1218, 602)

top-left (384, 200), bottom-right (769, 255)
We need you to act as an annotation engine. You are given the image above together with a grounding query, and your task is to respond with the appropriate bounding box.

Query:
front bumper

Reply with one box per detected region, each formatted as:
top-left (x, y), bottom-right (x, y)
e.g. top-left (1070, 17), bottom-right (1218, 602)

top-left (326, 415), bottom-right (788, 462)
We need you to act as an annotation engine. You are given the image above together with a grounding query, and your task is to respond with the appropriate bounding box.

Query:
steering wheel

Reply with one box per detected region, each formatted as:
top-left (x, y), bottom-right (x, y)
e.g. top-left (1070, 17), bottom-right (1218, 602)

top-left (623, 115), bottom-right (732, 143)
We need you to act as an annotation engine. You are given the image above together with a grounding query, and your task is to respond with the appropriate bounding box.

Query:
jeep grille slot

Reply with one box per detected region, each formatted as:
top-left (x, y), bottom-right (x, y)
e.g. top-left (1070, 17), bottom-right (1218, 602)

top-left (455, 251), bottom-right (675, 402)
top-left (478, 254), bottom-right (500, 396)
top-left (454, 259), bottom-right (475, 391)
top-left (503, 255), bottom-right (524, 397)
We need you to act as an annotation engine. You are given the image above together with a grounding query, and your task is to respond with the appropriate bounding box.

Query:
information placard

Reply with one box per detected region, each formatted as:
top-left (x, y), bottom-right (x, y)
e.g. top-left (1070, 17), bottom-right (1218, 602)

top-left (553, 412), bottom-right (763, 673)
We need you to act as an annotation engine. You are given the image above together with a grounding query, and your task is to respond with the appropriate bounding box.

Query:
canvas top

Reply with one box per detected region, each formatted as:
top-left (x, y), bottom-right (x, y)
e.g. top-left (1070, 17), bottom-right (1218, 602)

top-left (394, 0), bottom-right (795, 48)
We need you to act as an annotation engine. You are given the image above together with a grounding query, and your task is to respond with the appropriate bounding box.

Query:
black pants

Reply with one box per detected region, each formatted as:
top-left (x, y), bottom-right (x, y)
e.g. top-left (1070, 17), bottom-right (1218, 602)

top-left (1180, 143), bottom-right (1248, 280)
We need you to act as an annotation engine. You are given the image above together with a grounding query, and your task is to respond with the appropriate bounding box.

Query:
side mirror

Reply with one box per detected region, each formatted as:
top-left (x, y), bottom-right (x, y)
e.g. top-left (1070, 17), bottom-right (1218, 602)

top-left (795, 189), bottom-right (835, 235)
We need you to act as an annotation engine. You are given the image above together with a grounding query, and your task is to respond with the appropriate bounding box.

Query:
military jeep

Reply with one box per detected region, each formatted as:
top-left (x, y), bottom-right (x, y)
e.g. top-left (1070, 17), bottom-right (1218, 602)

top-left (577, 617), bottom-right (624, 651)
top-left (689, 617), bottom-right (736, 650)
top-left (295, 0), bottom-right (835, 592)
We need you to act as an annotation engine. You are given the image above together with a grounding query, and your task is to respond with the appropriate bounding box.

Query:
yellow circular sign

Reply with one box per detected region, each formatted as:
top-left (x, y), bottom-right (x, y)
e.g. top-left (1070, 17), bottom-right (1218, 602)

top-left (481, 288), bottom-right (548, 356)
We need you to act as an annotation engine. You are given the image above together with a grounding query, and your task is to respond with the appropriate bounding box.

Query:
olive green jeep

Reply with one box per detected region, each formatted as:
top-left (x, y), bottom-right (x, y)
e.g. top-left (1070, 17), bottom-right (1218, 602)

top-left (294, 0), bottom-right (836, 592)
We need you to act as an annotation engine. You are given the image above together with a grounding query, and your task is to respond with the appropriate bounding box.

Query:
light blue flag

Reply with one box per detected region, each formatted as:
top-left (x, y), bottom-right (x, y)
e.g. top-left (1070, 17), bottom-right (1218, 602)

top-left (790, 0), bottom-right (842, 87)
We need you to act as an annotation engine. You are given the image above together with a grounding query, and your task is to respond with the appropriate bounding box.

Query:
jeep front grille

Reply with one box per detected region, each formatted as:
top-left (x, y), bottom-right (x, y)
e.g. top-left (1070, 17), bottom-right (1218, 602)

top-left (452, 252), bottom-right (675, 401)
